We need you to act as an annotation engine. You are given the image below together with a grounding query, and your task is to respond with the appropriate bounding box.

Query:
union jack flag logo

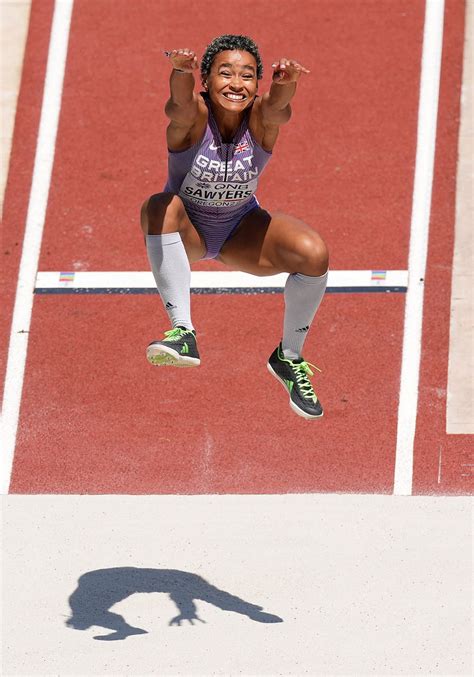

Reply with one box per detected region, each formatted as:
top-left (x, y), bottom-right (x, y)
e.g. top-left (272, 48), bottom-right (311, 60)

top-left (234, 141), bottom-right (249, 154)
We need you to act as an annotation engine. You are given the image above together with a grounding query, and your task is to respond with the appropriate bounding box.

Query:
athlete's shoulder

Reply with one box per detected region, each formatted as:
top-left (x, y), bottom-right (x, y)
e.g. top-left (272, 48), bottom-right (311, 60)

top-left (196, 91), bottom-right (210, 113)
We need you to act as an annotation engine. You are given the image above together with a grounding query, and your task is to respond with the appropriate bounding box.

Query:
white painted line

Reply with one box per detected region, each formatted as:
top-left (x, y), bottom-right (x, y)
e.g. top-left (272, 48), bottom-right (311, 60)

top-left (0, 0), bottom-right (74, 494)
top-left (393, 0), bottom-right (445, 496)
top-left (0, 0), bottom-right (32, 217)
top-left (437, 446), bottom-right (442, 484)
top-left (34, 269), bottom-right (408, 290)
top-left (447, 0), bottom-right (474, 434)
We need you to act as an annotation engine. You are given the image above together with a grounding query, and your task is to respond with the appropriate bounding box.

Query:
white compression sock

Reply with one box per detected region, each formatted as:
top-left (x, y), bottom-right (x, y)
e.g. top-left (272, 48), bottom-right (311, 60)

top-left (282, 271), bottom-right (328, 359)
top-left (146, 233), bottom-right (194, 330)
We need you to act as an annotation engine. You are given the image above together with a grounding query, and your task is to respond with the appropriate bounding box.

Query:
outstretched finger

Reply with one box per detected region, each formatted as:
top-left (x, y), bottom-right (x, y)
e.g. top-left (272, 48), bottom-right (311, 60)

top-left (296, 67), bottom-right (310, 74)
top-left (272, 58), bottom-right (310, 74)
top-left (290, 60), bottom-right (310, 73)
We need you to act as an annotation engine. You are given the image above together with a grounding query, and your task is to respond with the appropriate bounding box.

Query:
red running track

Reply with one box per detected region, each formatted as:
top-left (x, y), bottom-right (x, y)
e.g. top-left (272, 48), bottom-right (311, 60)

top-left (1, 0), bottom-right (471, 494)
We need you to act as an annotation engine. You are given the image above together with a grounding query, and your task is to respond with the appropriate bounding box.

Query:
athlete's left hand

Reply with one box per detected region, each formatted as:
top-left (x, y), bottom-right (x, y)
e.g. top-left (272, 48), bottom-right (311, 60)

top-left (271, 58), bottom-right (310, 84)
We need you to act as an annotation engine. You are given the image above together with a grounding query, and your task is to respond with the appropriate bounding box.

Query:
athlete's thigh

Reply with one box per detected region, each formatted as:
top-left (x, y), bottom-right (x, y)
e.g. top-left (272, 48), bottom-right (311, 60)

top-left (218, 207), bottom-right (328, 276)
top-left (141, 192), bottom-right (206, 263)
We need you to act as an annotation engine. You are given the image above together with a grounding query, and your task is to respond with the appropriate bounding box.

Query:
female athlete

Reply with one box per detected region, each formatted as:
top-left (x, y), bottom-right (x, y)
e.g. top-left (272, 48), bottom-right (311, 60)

top-left (141, 35), bottom-right (329, 419)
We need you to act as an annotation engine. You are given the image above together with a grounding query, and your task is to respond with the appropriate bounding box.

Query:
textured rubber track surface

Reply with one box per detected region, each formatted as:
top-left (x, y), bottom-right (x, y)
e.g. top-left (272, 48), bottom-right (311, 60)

top-left (10, 293), bottom-right (403, 494)
top-left (411, 1), bottom-right (471, 495)
top-left (2, 0), bottom-right (470, 494)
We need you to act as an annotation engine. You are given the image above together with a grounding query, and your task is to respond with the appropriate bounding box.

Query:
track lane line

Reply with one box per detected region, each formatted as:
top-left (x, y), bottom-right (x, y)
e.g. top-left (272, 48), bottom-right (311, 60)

top-left (393, 0), bottom-right (445, 496)
top-left (0, 0), bottom-right (74, 494)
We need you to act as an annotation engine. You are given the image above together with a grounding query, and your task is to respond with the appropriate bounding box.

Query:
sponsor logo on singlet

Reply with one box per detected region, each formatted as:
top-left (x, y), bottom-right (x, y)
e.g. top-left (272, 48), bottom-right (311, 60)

top-left (179, 151), bottom-right (259, 208)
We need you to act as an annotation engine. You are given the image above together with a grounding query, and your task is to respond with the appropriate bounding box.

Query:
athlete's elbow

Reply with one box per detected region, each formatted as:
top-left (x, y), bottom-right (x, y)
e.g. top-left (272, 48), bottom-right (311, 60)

top-left (279, 105), bottom-right (292, 125)
top-left (263, 104), bottom-right (292, 126)
top-left (164, 97), bottom-right (197, 124)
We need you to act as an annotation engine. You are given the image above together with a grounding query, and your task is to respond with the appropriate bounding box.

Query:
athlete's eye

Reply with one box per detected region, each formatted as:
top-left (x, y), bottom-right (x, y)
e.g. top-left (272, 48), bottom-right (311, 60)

top-left (220, 71), bottom-right (231, 77)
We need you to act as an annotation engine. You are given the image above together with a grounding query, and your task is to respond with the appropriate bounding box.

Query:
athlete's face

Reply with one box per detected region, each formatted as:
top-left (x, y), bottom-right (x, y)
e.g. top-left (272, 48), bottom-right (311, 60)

top-left (205, 50), bottom-right (258, 111)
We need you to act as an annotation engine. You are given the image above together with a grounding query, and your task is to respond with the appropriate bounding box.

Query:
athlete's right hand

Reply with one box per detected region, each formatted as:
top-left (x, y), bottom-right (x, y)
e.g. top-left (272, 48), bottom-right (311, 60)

top-left (167, 49), bottom-right (198, 72)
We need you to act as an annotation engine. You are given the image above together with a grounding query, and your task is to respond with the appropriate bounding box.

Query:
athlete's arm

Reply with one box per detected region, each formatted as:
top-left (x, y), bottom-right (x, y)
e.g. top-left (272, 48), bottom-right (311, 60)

top-left (164, 49), bottom-right (206, 151)
top-left (261, 58), bottom-right (310, 124)
top-left (251, 58), bottom-right (310, 151)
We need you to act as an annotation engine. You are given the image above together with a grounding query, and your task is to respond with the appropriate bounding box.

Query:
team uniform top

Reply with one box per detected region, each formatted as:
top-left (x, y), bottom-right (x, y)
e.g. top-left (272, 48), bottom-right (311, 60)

top-left (164, 93), bottom-right (272, 258)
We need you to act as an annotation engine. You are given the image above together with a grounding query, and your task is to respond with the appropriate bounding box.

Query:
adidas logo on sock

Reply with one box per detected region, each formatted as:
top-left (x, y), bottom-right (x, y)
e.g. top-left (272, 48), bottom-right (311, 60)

top-left (165, 301), bottom-right (177, 310)
top-left (296, 326), bottom-right (309, 333)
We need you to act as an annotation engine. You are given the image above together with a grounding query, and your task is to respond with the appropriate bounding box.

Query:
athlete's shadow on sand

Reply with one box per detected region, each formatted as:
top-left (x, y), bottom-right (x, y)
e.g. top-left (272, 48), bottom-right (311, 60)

top-left (66, 567), bottom-right (283, 640)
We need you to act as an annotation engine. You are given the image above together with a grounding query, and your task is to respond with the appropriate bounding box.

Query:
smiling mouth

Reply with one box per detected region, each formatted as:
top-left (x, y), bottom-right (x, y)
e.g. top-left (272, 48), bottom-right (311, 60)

top-left (222, 93), bottom-right (246, 101)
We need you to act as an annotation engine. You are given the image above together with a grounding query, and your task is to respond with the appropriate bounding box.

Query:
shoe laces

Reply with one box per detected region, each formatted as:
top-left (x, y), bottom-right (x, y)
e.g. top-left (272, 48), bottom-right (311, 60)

top-left (163, 328), bottom-right (191, 342)
top-left (291, 360), bottom-right (321, 401)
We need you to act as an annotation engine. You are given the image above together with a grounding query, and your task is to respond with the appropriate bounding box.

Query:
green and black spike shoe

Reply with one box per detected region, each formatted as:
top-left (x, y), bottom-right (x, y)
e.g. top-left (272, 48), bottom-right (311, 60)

top-left (267, 343), bottom-right (323, 419)
top-left (146, 327), bottom-right (200, 367)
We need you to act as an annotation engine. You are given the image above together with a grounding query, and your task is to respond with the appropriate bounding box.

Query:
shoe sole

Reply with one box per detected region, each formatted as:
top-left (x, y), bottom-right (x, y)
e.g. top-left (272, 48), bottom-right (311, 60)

top-left (267, 362), bottom-right (323, 419)
top-left (146, 344), bottom-right (200, 367)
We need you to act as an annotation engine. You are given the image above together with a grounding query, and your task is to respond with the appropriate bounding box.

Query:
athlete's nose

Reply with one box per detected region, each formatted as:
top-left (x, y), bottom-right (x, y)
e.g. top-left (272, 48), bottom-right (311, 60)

top-left (229, 75), bottom-right (244, 90)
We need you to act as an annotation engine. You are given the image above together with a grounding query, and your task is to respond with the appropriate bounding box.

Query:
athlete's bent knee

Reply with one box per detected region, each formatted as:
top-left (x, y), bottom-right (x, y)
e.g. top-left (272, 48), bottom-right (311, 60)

top-left (297, 234), bottom-right (329, 276)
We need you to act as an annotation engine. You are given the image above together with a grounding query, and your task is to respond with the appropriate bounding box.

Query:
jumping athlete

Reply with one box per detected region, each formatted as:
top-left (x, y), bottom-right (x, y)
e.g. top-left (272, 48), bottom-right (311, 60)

top-left (141, 35), bottom-right (329, 419)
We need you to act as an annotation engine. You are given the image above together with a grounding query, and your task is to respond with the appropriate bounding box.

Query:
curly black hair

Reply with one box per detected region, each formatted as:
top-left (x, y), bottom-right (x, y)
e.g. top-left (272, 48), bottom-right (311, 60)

top-left (200, 34), bottom-right (263, 82)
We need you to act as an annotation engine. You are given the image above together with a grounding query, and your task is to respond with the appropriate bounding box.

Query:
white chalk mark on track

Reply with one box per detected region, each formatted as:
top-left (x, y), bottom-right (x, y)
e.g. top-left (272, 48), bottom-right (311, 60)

top-left (0, 0), bottom-right (74, 494)
top-left (393, 0), bottom-right (445, 496)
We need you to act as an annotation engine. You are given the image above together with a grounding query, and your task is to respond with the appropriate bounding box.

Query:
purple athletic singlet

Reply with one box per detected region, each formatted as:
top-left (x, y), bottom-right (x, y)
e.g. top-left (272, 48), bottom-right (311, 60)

top-left (164, 93), bottom-right (272, 259)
